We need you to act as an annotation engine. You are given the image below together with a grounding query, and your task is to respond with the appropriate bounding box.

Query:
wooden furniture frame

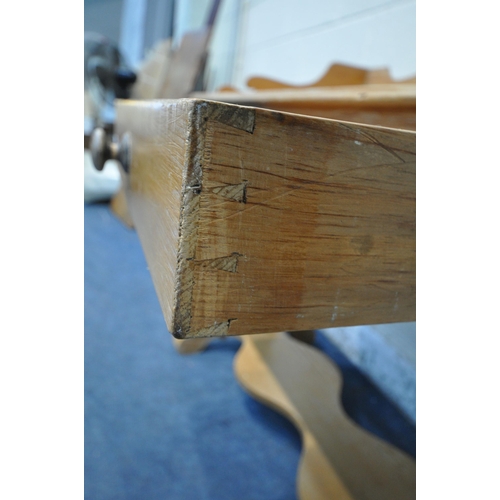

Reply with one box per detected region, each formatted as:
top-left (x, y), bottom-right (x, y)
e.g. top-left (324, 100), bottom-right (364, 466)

top-left (105, 98), bottom-right (416, 499)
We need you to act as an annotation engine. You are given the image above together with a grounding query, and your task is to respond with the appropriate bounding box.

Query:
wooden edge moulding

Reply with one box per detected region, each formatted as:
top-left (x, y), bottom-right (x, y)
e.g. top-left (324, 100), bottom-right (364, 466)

top-left (113, 98), bottom-right (416, 339)
top-left (191, 84), bottom-right (416, 131)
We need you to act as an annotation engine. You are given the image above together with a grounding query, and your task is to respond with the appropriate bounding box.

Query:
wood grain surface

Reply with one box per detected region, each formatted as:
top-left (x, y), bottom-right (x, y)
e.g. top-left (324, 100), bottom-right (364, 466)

top-left (115, 98), bottom-right (415, 338)
top-left (115, 99), bottom-right (192, 331)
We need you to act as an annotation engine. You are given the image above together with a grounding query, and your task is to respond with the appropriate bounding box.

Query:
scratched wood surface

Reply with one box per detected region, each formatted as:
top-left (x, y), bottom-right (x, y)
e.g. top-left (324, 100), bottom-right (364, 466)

top-left (235, 332), bottom-right (416, 500)
top-left (115, 98), bottom-right (415, 338)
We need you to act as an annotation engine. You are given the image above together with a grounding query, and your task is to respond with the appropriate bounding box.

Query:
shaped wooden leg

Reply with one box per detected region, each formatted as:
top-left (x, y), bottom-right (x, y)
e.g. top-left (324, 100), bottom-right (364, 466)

top-left (234, 332), bottom-right (415, 500)
top-left (171, 337), bottom-right (212, 354)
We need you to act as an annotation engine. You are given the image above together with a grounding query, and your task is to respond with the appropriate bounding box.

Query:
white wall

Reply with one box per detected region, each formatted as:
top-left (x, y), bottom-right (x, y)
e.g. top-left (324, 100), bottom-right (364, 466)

top-left (205, 0), bottom-right (416, 89)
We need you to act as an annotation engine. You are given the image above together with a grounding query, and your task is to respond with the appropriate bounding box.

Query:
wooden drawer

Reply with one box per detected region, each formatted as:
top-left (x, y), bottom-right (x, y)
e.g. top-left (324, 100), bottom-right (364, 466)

top-left (114, 98), bottom-right (415, 338)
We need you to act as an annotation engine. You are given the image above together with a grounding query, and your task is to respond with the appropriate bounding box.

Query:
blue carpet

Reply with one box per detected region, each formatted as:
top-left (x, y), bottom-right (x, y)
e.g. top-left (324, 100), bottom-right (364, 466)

top-left (85, 202), bottom-right (415, 500)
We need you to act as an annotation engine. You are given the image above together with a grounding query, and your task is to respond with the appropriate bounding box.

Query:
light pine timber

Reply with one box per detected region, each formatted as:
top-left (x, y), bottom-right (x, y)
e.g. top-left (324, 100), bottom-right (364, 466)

top-left (234, 332), bottom-right (416, 500)
top-left (115, 98), bottom-right (415, 339)
top-left (171, 336), bottom-right (212, 354)
top-left (245, 63), bottom-right (415, 90)
top-left (246, 63), bottom-right (373, 89)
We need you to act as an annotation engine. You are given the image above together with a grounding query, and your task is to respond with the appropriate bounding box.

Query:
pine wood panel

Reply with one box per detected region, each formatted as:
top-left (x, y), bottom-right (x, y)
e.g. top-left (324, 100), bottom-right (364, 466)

top-left (115, 98), bottom-right (415, 338)
top-left (115, 99), bottom-right (192, 331)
